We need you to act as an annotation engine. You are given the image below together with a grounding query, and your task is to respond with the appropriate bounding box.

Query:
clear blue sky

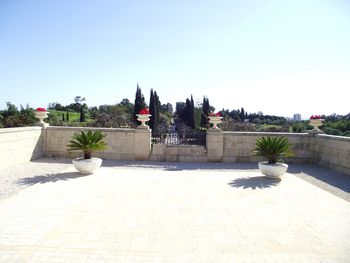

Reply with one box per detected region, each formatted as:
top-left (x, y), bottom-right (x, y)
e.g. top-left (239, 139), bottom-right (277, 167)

top-left (1, 0), bottom-right (349, 118)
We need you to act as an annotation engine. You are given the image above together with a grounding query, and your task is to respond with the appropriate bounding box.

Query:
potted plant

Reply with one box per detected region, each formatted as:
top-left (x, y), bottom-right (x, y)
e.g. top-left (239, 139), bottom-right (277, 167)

top-left (67, 130), bottom-right (107, 174)
top-left (252, 136), bottom-right (293, 179)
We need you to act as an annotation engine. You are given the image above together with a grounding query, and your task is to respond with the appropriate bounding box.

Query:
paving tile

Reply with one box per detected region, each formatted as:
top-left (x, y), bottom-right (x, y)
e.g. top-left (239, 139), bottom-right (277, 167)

top-left (0, 160), bottom-right (350, 262)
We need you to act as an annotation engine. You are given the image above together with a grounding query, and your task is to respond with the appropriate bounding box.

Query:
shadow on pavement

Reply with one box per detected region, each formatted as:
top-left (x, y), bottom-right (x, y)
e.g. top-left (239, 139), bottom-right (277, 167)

top-left (29, 158), bottom-right (350, 197)
top-left (33, 158), bottom-right (259, 171)
top-left (288, 164), bottom-right (350, 194)
top-left (228, 176), bottom-right (281, 189)
top-left (17, 172), bottom-right (88, 186)
top-left (102, 159), bottom-right (258, 171)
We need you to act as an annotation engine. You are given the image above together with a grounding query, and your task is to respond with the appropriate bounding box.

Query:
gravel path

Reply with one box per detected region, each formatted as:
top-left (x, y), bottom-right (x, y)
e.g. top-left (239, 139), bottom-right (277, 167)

top-left (0, 158), bottom-right (72, 200)
top-left (1, 158), bottom-right (349, 202)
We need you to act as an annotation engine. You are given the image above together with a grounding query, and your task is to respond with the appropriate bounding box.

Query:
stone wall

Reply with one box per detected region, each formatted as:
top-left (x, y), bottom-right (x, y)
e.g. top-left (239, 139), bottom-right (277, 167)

top-left (0, 127), bottom-right (43, 169)
top-left (311, 134), bottom-right (350, 175)
top-left (45, 127), bottom-right (150, 161)
top-left (220, 132), bottom-right (311, 163)
top-left (1, 125), bottom-right (350, 176)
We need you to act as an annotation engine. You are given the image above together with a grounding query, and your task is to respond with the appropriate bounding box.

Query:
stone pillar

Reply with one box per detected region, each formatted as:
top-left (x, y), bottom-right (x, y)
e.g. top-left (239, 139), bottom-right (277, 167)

top-left (206, 129), bottom-right (224, 162)
top-left (41, 126), bottom-right (48, 158)
top-left (134, 127), bottom-right (151, 160)
top-left (308, 129), bottom-right (321, 165)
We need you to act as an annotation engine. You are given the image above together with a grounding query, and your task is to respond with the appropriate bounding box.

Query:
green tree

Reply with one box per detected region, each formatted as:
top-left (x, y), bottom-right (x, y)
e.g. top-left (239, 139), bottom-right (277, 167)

top-left (323, 127), bottom-right (342, 136)
top-left (79, 104), bottom-right (88, 122)
top-left (149, 89), bottom-right (164, 135)
top-left (0, 103), bottom-right (36, 127)
top-left (200, 96), bottom-right (210, 128)
top-left (92, 103), bottom-right (134, 128)
top-left (194, 107), bottom-right (202, 128)
top-left (0, 113), bottom-right (3, 128)
top-left (19, 104), bottom-right (36, 126)
top-left (161, 103), bottom-right (173, 115)
top-left (48, 102), bottom-right (65, 111)
top-left (184, 99), bottom-right (191, 127)
top-left (2, 102), bottom-right (20, 127)
top-left (240, 107), bottom-right (245, 122)
top-left (3, 102), bottom-right (18, 117)
top-left (189, 95), bottom-right (195, 129)
top-left (176, 96), bottom-right (195, 129)
top-left (72, 96), bottom-right (87, 122)
top-left (133, 84), bottom-right (146, 122)
top-left (343, 131), bottom-right (350, 137)
top-left (158, 113), bottom-right (171, 135)
top-left (119, 98), bottom-right (134, 113)
top-left (149, 89), bottom-right (155, 131)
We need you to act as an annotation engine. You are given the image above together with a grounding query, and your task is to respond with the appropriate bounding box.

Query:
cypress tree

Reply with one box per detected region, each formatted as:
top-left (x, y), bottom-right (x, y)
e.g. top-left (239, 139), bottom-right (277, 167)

top-left (62, 113), bottom-right (65, 122)
top-left (189, 95), bottom-right (195, 129)
top-left (66, 112), bottom-right (69, 122)
top-left (200, 96), bottom-right (210, 128)
top-left (133, 84), bottom-right (146, 121)
top-left (153, 91), bottom-right (160, 135)
top-left (79, 108), bottom-right (86, 122)
top-left (184, 98), bottom-right (191, 126)
top-left (240, 107), bottom-right (245, 122)
top-left (149, 89), bottom-right (155, 132)
top-left (182, 96), bottom-right (195, 129)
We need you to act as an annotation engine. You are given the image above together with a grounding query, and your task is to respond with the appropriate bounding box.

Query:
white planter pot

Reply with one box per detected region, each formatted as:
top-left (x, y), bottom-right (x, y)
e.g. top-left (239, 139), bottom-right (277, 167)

top-left (258, 161), bottom-right (288, 179)
top-left (72, 157), bottom-right (102, 174)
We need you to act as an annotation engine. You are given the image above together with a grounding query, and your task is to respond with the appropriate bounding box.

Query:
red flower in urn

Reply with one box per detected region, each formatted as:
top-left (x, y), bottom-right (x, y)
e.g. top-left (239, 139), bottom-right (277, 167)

top-left (36, 107), bottom-right (47, 112)
top-left (310, 115), bottom-right (321, 120)
top-left (139, 108), bottom-right (150, 114)
top-left (209, 112), bottom-right (222, 117)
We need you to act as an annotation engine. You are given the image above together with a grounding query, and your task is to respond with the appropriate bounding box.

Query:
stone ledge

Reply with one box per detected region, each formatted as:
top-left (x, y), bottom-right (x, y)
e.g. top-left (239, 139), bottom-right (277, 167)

top-left (47, 126), bottom-right (135, 133)
top-left (316, 134), bottom-right (350, 142)
top-left (223, 131), bottom-right (310, 137)
top-left (0, 127), bottom-right (42, 134)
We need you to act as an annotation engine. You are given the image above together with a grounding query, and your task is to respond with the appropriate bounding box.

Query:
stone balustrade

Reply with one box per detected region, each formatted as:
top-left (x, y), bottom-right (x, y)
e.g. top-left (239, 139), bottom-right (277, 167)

top-left (311, 134), bottom-right (350, 175)
top-left (221, 131), bottom-right (311, 164)
top-left (44, 126), bottom-right (150, 161)
top-left (0, 126), bottom-right (349, 176)
top-left (0, 127), bottom-right (43, 169)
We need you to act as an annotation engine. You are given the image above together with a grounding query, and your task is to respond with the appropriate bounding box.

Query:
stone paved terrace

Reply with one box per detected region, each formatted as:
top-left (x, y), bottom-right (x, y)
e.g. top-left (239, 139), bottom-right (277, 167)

top-left (0, 159), bottom-right (350, 262)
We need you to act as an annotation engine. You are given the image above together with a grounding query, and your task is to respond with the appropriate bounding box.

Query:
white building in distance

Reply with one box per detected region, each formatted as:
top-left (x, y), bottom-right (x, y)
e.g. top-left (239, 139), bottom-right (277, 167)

top-left (293, 114), bottom-right (302, 121)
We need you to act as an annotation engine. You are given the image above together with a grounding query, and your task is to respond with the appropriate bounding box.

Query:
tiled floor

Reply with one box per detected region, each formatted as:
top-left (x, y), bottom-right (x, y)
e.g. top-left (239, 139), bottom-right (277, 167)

top-left (0, 160), bottom-right (349, 262)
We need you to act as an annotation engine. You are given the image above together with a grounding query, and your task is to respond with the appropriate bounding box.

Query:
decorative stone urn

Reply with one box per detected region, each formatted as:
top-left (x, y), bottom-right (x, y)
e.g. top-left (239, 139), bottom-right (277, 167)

top-left (258, 161), bottom-right (288, 179)
top-left (136, 114), bottom-right (151, 128)
top-left (309, 119), bottom-right (324, 131)
top-left (208, 116), bottom-right (223, 129)
top-left (35, 110), bottom-right (49, 127)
